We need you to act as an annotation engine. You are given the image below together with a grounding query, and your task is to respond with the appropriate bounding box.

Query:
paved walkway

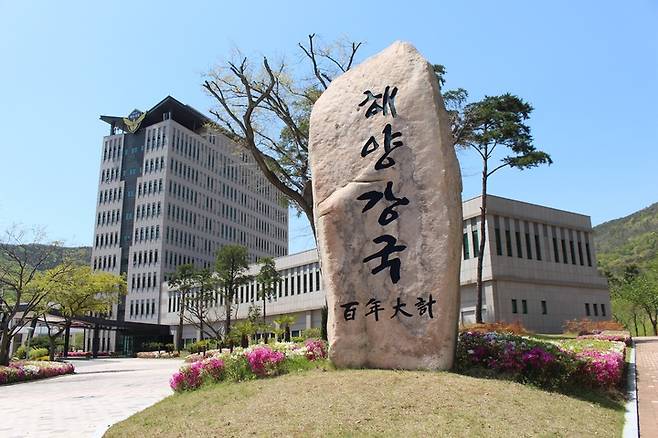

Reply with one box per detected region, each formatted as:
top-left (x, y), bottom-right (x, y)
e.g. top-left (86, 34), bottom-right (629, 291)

top-left (635, 336), bottom-right (658, 437)
top-left (0, 358), bottom-right (183, 438)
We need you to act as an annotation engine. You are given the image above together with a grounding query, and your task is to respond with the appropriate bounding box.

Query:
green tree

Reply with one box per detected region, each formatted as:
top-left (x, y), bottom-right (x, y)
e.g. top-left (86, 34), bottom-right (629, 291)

top-left (181, 268), bottom-right (218, 341)
top-left (215, 245), bottom-right (251, 342)
top-left (439, 67), bottom-right (553, 323)
top-left (0, 227), bottom-right (72, 366)
top-left (274, 314), bottom-right (296, 342)
top-left (616, 265), bottom-right (658, 335)
top-left (169, 264), bottom-right (197, 352)
top-left (35, 265), bottom-right (125, 360)
top-left (256, 257), bottom-right (281, 343)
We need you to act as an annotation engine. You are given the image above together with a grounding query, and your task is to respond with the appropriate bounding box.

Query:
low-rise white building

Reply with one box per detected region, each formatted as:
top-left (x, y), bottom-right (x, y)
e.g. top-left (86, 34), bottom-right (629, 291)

top-left (161, 195), bottom-right (610, 341)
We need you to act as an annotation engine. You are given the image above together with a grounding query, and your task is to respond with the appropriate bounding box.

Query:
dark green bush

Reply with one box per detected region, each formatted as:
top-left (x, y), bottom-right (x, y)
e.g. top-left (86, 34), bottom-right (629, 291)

top-left (188, 340), bottom-right (211, 354)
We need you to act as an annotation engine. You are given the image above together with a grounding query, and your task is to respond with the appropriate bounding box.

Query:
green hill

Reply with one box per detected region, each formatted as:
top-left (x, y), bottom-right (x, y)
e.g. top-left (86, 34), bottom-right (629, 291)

top-left (593, 202), bottom-right (658, 273)
top-left (0, 244), bottom-right (92, 271)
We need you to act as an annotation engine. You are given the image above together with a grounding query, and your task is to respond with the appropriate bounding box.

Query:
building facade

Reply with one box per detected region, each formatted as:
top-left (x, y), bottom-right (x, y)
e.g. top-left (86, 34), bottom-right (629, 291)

top-left (161, 195), bottom-right (611, 341)
top-left (89, 96), bottom-right (288, 352)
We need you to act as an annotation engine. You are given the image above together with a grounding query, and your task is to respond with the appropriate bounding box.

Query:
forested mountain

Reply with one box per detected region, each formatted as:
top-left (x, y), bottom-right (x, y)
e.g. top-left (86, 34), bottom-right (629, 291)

top-left (0, 244), bottom-right (91, 271)
top-left (593, 202), bottom-right (658, 273)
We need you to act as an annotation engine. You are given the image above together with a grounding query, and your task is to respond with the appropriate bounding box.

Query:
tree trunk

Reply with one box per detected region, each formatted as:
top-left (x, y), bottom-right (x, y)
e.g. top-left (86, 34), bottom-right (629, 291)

top-left (177, 311), bottom-right (184, 352)
top-left (63, 322), bottom-right (71, 358)
top-left (633, 313), bottom-right (639, 336)
top-left (0, 332), bottom-right (11, 366)
top-left (475, 164), bottom-right (488, 324)
top-left (262, 294), bottom-right (268, 344)
top-left (284, 325), bottom-right (291, 342)
top-left (225, 287), bottom-right (233, 346)
top-left (48, 336), bottom-right (56, 361)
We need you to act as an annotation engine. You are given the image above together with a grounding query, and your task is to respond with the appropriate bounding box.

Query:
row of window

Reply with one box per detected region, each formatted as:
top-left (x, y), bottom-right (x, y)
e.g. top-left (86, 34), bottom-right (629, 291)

top-left (98, 187), bottom-right (122, 204)
top-left (585, 302), bottom-right (607, 317)
top-left (493, 216), bottom-right (593, 266)
top-left (167, 265), bottom-right (322, 313)
top-left (134, 225), bottom-right (160, 243)
top-left (93, 254), bottom-right (117, 271)
top-left (130, 271), bottom-right (159, 291)
top-left (145, 125), bottom-right (166, 151)
top-left (461, 216), bottom-right (594, 268)
top-left (129, 298), bottom-right (157, 317)
top-left (101, 167), bottom-right (121, 183)
top-left (97, 208), bottom-right (121, 226)
top-left (132, 249), bottom-right (159, 267)
top-left (136, 201), bottom-right (161, 220)
top-left (102, 137), bottom-right (122, 162)
top-left (95, 232), bottom-right (119, 248)
top-left (144, 156), bottom-right (165, 174)
top-left (137, 178), bottom-right (163, 197)
top-left (511, 298), bottom-right (547, 315)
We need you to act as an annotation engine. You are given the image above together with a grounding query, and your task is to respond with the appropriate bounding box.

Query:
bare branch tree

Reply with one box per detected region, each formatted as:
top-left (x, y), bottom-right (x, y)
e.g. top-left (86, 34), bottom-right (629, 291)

top-left (203, 35), bottom-right (364, 240)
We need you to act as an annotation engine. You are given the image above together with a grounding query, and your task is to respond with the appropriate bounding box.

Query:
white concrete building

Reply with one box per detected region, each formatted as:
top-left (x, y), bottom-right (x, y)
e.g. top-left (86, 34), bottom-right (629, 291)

top-left (162, 195), bottom-right (611, 339)
top-left (89, 96), bottom-right (288, 353)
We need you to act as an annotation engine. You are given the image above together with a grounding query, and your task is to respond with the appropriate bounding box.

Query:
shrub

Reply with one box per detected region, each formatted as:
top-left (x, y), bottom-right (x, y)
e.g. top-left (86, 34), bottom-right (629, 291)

top-left (200, 357), bottom-right (225, 381)
top-left (223, 353), bottom-right (254, 382)
top-left (136, 351), bottom-right (180, 359)
top-left (563, 319), bottom-right (625, 335)
top-left (304, 339), bottom-right (328, 361)
top-left (245, 346), bottom-right (285, 377)
top-left (456, 331), bottom-right (625, 390)
top-left (577, 332), bottom-right (631, 346)
top-left (66, 351), bottom-right (91, 358)
top-left (165, 343), bottom-right (175, 352)
top-left (188, 340), bottom-right (212, 354)
top-left (300, 328), bottom-right (322, 340)
top-left (460, 321), bottom-right (529, 335)
top-left (0, 361), bottom-right (75, 385)
top-left (29, 348), bottom-right (49, 360)
top-left (169, 362), bottom-right (203, 392)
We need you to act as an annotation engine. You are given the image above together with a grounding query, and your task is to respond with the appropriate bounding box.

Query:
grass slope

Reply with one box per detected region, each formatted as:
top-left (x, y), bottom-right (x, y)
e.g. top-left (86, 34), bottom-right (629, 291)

top-left (105, 369), bottom-right (624, 438)
top-left (594, 201), bottom-right (658, 272)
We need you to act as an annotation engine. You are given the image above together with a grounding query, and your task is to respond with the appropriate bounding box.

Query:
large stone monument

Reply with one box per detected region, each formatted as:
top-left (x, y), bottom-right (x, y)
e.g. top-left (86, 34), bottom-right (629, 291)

top-left (309, 41), bottom-right (463, 370)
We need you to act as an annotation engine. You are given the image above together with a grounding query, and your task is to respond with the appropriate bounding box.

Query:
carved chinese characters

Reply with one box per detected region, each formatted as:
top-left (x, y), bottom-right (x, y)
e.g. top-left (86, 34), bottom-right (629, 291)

top-left (309, 41), bottom-right (462, 370)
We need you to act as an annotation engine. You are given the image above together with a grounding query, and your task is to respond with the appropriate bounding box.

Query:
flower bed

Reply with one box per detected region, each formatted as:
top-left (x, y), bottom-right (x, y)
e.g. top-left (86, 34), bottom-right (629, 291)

top-left (576, 332), bottom-right (632, 346)
top-left (456, 332), bottom-right (626, 391)
top-left (0, 361), bottom-right (75, 385)
top-left (65, 351), bottom-right (91, 358)
top-left (136, 351), bottom-right (180, 359)
top-left (171, 339), bottom-right (328, 392)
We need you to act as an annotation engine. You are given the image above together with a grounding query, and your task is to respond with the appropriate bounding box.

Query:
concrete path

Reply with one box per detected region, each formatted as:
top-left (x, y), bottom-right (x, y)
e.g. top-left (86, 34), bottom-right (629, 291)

top-left (635, 336), bottom-right (658, 437)
top-left (0, 358), bottom-right (183, 438)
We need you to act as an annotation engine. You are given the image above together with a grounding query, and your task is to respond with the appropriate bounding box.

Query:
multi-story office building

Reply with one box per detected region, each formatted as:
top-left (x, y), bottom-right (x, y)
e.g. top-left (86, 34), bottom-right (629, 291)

top-left (90, 96), bottom-right (288, 352)
top-left (161, 195), bottom-right (610, 340)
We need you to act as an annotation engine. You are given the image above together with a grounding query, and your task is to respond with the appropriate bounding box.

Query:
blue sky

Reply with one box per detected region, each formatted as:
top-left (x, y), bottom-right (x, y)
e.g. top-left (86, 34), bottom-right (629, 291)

top-left (0, 1), bottom-right (656, 253)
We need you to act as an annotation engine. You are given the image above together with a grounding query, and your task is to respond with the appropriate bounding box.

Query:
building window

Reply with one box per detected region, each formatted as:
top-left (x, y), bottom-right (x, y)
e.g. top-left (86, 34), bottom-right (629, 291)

top-left (522, 299), bottom-right (528, 314)
top-left (462, 233), bottom-right (470, 260)
top-left (494, 228), bottom-right (503, 256)
top-left (525, 232), bottom-right (532, 260)
top-left (593, 303), bottom-right (599, 316)
top-left (552, 237), bottom-right (560, 263)
top-left (534, 234), bottom-right (542, 261)
top-left (472, 230), bottom-right (479, 257)
top-left (505, 230), bottom-right (513, 257)
top-left (585, 303), bottom-right (591, 316)
top-left (511, 299), bottom-right (518, 314)
top-left (601, 303), bottom-right (606, 317)
top-left (541, 300), bottom-right (547, 315)
top-left (585, 242), bottom-right (593, 267)
top-left (561, 239), bottom-right (568, 264)
top-left (515, 232), bottom-right (523, 258)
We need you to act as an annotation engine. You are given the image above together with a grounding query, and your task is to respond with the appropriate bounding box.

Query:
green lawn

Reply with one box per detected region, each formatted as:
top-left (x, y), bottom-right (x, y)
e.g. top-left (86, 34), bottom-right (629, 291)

top-left (105, 368), bottom-right (625, 437)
